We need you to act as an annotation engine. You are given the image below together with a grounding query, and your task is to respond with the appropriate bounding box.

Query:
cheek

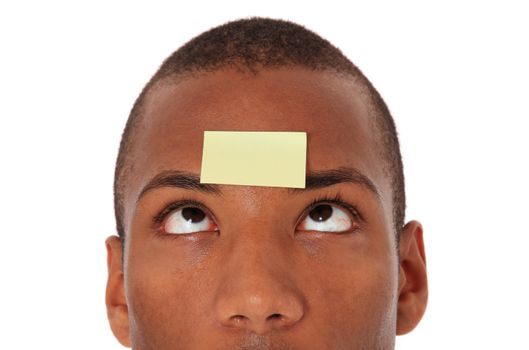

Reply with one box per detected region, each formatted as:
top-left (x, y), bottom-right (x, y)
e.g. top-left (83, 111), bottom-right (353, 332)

top-left (303, 246), bottom-right (399, 344)
top-left (123, 238), bottom-right (215, 348)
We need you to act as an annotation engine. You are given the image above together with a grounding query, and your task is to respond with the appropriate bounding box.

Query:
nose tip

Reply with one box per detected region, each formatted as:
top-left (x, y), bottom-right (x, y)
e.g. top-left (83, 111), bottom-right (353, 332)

top-left (218, 292), bottom-right (305, 334)
top-left (214, 231), bottom-right (306, 335)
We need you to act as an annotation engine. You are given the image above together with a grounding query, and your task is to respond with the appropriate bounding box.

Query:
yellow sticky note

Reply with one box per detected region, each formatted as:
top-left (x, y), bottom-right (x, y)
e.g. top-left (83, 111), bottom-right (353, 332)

top-left (200, 131), bottom-right (306, 188)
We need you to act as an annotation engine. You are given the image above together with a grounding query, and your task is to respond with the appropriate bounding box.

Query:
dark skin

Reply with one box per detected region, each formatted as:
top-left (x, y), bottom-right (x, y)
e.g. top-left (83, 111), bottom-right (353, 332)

top-left (106, 67), bottom-right (428, 349)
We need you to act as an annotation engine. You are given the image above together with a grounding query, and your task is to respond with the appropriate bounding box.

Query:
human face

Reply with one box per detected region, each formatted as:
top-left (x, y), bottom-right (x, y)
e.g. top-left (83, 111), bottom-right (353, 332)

top-left (106, 68), bottom-right (428, 349)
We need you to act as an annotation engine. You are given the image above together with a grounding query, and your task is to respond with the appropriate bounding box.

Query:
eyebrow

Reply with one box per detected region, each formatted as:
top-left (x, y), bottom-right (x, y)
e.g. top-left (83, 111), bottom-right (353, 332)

top-left (289, 167), bottom-right (380, 198)
top-left (137, 167), bottom-right (379, 202)
top-left (137, 170), bottom-right (222, 202)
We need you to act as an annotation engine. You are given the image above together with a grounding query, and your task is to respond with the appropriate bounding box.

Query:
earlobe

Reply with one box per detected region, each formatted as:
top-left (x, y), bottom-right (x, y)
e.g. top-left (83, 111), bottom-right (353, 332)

top-left (105, 236), bottom-right (132, 347)
top-left (396, 221), bottom-right (428, 335)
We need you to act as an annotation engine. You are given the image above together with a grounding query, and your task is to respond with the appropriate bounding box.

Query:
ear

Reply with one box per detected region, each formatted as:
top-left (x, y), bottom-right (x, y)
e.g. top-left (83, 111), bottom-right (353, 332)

top-left (105, 236), bottom-right (132, 347)
top-left (396, 220), bottom-right (428, 335)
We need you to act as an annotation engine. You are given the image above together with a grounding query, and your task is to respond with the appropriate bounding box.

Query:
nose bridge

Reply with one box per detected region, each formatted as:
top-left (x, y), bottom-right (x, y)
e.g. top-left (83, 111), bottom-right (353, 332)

top-left (214, 225), bottom-right (305, 334)
top-left (226, 226), bottom-right (290, 290)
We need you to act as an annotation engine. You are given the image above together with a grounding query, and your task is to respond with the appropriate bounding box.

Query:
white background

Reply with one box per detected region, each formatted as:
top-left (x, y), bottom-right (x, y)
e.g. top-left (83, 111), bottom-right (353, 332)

top-left (1, 1), bottom-right (528, 349)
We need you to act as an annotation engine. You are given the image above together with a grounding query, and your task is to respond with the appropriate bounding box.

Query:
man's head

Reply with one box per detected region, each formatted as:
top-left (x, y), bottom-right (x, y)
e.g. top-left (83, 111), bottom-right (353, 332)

top-left (106, 17), bottom-right (427, 349)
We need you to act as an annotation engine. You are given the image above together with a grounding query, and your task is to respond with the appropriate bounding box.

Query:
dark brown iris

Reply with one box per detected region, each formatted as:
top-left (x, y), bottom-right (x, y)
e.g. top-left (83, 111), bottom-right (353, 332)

top-left (182, 207), bottom-right (206, 223)
top-left (309, 204), bottom-right (333, 222)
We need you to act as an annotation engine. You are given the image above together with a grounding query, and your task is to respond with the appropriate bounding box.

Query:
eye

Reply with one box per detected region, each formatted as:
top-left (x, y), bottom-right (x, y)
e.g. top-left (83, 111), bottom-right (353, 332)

top-left (297, 203), bottom-right (356, 233)
top-left (163, 206), bottom-right (218, 235)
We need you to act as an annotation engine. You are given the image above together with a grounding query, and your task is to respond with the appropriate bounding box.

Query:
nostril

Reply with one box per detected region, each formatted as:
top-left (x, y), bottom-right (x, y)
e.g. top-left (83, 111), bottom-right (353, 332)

top-left (266, 312), bottom-right (298, 330)
top-left (267, 313), bottom-right (283, 321)
top-left (230, 314), bottom-right (248, 325)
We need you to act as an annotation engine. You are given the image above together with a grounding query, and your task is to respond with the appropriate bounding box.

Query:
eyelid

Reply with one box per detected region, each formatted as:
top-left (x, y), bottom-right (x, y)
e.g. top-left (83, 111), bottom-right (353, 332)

top-left (152, 199), bottom-right (218, 229)
top-left (296, 194), bottom-right (364, 228)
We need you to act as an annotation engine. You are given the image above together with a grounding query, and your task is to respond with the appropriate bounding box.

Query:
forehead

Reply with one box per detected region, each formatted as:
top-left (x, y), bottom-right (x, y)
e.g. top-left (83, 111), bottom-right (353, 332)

top-left (125, 68), bottom-right (390, 221)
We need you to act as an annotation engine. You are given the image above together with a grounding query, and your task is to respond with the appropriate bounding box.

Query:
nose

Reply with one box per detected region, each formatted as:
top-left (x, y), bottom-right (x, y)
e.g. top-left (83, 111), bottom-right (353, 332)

top-left (214, 236), bottom-right (305, 334)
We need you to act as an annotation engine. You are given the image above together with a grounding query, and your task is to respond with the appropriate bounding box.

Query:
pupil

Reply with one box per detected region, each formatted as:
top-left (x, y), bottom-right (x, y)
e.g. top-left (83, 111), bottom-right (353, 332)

top-left (182, 207), bottom-right (205, 223)
top-left (309, 204), bottom-right (333, 222)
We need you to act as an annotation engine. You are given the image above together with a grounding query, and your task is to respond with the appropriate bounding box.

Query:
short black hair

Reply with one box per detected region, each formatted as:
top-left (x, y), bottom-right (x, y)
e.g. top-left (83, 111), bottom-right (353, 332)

top-left (114, 17), bottom-right (405, 240)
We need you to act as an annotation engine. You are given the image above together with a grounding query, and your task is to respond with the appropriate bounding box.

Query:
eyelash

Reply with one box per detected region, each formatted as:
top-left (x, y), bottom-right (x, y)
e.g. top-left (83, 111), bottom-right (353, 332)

top-left (152, 199), bottom-right (212, 225)
top-left (301, 193), bottom-right (364, 223)
top-left (152, 194), bottom-right (363, 231)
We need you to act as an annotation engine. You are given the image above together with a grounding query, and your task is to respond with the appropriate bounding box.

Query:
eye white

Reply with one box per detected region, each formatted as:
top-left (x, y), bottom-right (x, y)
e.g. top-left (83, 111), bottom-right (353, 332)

top-left (164, 207), bottom-right (214, 234)
top-left (298, 204), bottom-right (353, 232)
